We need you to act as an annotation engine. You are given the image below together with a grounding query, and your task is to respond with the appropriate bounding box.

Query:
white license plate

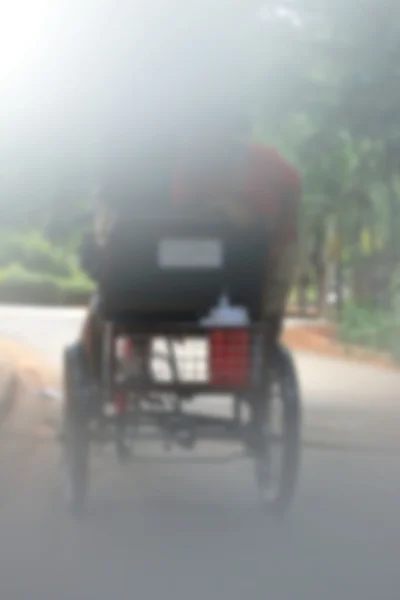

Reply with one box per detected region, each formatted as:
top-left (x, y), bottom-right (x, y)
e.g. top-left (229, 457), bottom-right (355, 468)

top-left (158, 239), bottom-right (223, 269)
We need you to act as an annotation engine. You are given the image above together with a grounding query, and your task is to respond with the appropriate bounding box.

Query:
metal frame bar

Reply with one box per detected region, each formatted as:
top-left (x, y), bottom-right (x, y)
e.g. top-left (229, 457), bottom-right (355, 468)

top-left (108, 322), bottom-right (267, 397)
top-left (95, 322), bottom-right (268, 450)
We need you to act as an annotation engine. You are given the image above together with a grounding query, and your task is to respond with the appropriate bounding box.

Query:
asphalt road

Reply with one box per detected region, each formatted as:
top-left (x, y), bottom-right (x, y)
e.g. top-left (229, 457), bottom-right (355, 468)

top-left (1, 305), bottom-right (400, 600)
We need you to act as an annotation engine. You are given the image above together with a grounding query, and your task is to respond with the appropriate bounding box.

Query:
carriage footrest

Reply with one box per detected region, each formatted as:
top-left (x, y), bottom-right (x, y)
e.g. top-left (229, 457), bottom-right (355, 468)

top-left (119, 375), bottom-right (248, 395)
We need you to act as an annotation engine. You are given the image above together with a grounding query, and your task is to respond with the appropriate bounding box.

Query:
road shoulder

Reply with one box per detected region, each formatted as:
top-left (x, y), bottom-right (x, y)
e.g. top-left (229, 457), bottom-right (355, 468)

top-left (283, 321), bottom-right (400, 373)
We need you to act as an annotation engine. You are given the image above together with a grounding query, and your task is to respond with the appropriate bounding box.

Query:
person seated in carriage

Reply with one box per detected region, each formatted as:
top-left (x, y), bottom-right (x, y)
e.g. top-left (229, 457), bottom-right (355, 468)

top-left (77, 108), bottom-right (302, 386)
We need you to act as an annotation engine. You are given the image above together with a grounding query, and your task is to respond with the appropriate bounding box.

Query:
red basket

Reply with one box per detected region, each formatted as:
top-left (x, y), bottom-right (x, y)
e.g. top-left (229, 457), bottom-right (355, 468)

top-left (209, 328), bottom-right (250, 386)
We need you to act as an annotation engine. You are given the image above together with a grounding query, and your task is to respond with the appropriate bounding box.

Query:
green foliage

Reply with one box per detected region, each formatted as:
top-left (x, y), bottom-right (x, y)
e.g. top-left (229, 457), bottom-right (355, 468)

top-left (338, 303), bottom-right (400, 359)
top-left (0, 231), bottom-right (94, 305)
top-left (0, 231), bottom-right (76, 278)
top-left (0, 264), bottom-right (94, 305)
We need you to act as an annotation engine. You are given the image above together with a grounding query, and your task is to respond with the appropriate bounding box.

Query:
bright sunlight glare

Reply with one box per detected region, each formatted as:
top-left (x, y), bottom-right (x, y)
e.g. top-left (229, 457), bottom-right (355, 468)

top-left (0, 0), bottom-right (52, 86)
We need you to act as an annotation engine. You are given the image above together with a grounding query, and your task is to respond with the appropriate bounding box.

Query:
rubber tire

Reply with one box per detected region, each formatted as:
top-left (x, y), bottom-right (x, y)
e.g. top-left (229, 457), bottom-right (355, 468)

top-left (255, 344), bottom-right (301, 516)
top-left (63, 344), bottom-right (90, 517)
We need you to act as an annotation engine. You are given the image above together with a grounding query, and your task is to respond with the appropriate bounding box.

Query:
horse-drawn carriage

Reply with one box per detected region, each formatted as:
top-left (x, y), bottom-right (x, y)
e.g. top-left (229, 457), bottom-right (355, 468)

top-left (62, 206), bottom-right (301, 516)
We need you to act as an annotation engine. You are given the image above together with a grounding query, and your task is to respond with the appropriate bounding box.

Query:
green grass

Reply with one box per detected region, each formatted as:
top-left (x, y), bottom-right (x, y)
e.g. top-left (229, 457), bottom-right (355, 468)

top-left (0, 263), bottom-right (94, 305)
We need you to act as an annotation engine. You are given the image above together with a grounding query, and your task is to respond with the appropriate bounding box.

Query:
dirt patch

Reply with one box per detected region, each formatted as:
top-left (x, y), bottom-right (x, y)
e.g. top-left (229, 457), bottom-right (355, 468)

top-left (283, 322), bottom-right (400, 372)
top-left (0, 338), bottom-right (58, 389)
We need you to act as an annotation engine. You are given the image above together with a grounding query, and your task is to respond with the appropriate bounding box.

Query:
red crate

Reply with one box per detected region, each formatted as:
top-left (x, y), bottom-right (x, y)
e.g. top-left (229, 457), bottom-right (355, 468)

top-left (209, 328), bottom-right (250, 386)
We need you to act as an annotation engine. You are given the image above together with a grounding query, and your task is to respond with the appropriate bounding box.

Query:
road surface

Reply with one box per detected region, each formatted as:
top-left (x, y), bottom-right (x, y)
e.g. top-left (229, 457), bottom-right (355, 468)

top-left (0, 305), bottom-right (400, 600)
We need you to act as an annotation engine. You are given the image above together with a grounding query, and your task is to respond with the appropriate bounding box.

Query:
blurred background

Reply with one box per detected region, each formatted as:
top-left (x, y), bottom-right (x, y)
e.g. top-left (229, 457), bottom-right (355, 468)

top-left (1, 5), bottom-right (400, 600)
top-left (1, 0), bottom-right (400, 359)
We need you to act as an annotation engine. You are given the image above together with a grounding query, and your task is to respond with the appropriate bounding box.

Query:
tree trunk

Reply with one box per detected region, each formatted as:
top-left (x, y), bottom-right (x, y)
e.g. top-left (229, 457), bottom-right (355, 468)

top-left (296, 273), bottom-right (309, 316)
top-left (335, 257), bottom-right (344, 314)
top-left (316, 264), bottom-right (327, 317)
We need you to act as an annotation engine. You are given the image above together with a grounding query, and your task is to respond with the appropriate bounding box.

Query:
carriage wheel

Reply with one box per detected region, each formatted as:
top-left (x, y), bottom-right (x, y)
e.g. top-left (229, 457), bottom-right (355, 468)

top-left (254, 345), bottom-right (301, 515)
top-left (62, 345), bottom-right (91, 516)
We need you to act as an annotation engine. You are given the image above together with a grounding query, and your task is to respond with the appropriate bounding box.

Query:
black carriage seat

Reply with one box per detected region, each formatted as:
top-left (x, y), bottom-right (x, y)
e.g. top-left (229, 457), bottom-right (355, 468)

top-left (97, 208), bottom-right (268, 327)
